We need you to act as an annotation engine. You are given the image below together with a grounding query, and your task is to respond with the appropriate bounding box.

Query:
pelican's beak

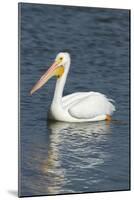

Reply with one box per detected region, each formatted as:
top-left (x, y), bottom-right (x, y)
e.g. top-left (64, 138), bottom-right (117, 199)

top-left (30, 60), bottom-right (64, 95)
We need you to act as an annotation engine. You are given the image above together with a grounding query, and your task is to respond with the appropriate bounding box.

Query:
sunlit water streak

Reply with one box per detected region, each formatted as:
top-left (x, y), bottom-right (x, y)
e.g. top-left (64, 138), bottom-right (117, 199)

top-left (44, 121), bottom-right (111, 194)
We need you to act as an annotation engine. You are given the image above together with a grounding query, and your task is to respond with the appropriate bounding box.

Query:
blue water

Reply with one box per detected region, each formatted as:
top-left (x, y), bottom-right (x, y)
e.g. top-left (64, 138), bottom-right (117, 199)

top-left (19, 3), bottom-right (130, 197)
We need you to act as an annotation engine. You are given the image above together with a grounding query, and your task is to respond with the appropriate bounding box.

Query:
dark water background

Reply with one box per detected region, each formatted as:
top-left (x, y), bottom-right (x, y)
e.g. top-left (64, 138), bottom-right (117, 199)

top-left (19, 3), bottom-right (130, 197)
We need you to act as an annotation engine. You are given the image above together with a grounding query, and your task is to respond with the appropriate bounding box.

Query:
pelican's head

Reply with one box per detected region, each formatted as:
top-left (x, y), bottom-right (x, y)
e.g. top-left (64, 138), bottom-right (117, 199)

top-left (30, 52), bottom-right (70, 95)
top-left (55, 52), bottom-right (70, 66)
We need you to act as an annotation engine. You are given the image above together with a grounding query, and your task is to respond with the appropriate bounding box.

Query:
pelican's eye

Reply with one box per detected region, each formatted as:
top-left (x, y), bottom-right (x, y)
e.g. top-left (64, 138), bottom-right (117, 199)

top-left (59, 57), bottom-right (63, 61)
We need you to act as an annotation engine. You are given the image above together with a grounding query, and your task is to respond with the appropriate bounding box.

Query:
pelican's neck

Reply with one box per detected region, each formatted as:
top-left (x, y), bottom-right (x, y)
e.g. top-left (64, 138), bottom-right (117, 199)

top-left (52, 60), bottom-right (70, 106)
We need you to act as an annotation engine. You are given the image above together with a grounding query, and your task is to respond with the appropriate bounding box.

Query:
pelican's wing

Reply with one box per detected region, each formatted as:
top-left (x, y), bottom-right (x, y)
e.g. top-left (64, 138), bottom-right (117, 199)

top-left (62, 92), bottom-right (89, 108)
top-left (68, 92), bottom-right (115, 119)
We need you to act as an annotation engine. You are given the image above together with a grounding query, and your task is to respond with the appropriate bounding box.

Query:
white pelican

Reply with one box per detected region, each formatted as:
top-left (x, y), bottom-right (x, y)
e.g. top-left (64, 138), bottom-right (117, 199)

top-left (30, 52), bottom-right (115, 122)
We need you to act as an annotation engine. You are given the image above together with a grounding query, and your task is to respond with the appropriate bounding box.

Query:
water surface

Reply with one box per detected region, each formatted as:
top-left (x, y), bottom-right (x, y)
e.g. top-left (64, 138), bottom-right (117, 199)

top-left (19, 3), bottom-right (130, 197)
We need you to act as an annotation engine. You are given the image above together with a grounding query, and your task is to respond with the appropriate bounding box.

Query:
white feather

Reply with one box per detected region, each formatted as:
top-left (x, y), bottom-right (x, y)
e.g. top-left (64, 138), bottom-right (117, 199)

top-left (66, 92), bottom-right (115, 119)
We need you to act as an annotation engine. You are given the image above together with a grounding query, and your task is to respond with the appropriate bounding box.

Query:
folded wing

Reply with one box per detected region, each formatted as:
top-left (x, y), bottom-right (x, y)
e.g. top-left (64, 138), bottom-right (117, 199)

top-left (66, 92), bottom-right (115, 119)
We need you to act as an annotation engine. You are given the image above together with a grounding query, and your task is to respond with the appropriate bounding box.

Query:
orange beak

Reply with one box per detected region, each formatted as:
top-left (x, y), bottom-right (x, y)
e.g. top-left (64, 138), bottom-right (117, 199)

top-left (30, 61), bottom-right (64, 95)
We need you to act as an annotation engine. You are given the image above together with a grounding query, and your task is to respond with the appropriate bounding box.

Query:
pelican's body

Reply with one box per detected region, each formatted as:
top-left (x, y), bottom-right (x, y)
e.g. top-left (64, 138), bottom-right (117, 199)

top-left (31, 52), bottom-right (115, 122)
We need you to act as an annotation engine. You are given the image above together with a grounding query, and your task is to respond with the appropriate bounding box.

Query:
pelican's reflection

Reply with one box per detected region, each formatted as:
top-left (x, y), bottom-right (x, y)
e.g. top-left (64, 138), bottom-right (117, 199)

top-left (42, 121), bottom-right (111, 194)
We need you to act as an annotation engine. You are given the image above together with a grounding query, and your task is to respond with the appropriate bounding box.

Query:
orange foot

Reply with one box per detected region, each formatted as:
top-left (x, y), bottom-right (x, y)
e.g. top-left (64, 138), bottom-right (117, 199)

top-left (106, 114), bottom-right (112, 121)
